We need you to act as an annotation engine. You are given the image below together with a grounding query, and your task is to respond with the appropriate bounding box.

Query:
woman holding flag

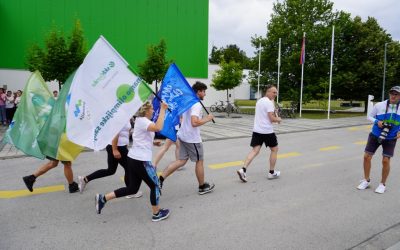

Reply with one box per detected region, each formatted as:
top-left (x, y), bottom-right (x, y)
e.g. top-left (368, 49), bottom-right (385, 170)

top-left (95, 100), bottom-right (170, 222)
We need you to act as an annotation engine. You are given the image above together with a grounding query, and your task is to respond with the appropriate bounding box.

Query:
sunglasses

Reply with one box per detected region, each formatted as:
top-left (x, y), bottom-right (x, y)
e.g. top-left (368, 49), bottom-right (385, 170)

top-left (389, 92), bottom-right (399, 96)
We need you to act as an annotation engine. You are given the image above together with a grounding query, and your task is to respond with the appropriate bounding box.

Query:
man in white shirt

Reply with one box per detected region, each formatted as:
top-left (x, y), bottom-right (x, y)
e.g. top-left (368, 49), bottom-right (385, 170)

top-left (159, 81), bottom-right (215, 195)
top-left (237, 84), bottom-right (282, 182)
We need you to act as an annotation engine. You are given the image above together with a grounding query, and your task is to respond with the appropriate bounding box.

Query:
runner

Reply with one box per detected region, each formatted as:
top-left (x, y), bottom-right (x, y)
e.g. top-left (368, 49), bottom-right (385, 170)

top-left (78, 121), bottom-right (143, 199)
top-left (95, 101), bottom-right (170, 222)
top-left (159, 81), bottom-right (215, 195)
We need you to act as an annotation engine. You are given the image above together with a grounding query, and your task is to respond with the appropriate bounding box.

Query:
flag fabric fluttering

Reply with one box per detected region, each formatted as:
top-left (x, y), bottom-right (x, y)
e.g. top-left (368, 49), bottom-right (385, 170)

top-left (66, 36), bottom-right (153, 150)
top-left (4, 71), bottom-right (55, 159)
top-left (300, 35), bottom-right (306, 65)
top-left (151, 63), bottom-right (199, 142)
top-left (37, 71), bottom-right (84, 161)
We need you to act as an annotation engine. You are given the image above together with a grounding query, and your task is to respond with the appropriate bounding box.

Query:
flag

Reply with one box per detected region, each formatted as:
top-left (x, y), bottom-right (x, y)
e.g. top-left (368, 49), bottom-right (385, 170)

top-left (4, 71), bottom-right (55, 159)
top-left (151, 63), bottom-right (199, 141)
top-left (37, 71), bottom-right (84, 161)
top-left (300, 35), bottom-right (306, 65)
top-left (66, 36), bottom-right (153, 150)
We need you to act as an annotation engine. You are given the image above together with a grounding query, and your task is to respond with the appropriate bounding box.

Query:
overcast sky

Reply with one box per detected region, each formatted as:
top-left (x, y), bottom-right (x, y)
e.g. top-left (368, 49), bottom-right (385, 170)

top-left (209, 0), bottom-right (400, 57)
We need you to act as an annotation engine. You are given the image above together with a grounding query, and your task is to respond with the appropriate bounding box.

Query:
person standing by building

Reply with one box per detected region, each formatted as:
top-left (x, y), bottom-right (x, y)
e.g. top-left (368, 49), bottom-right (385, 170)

top-left (159, 81), bottom-right (215, 195)
top-left (237, 84), bottom-right (282, 183)
top-left (357, 86), bottom-right (400, 194)
top-left (95, 101), bottom-right (170, 222)
top-left (5, 90), bottom-right (15, 124)
top-left (0, 88), bottom-right (6, 125)
top-left (78, 121), bottom-right (143, 199)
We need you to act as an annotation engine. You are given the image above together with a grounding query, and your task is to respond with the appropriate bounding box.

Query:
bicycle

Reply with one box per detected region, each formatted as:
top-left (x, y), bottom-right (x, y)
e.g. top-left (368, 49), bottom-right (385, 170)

top-left (210, 100), bottom-right (226, 113)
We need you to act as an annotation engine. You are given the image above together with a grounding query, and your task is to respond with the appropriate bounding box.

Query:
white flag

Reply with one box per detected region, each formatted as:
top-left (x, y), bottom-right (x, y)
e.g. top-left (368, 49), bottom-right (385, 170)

top-left (66, 36), bottom-right (152, 150)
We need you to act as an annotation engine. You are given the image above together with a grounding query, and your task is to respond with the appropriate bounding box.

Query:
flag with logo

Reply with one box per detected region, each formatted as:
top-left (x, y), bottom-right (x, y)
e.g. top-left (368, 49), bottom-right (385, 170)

top-left (37, 71), bottom-right (84, 161)
top-left (4, 71), bottom-right (55, 159)
top-left (66, 36), bottom-right (153, 150)
top-left (152, 63), bottom-right (199, 141)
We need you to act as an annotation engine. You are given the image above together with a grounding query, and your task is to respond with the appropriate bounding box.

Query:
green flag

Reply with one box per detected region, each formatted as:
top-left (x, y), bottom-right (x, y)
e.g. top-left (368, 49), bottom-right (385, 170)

top-left (4, 71), bottom-right (55, 159)
top-left (37, 71), bottom-right (83, 161)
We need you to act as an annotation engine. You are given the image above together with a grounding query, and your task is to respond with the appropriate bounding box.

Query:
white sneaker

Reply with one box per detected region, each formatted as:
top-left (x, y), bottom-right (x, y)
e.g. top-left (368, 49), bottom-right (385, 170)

top-left (356, 179), bottom-right (370, 190)
top-left (126, 190), bottom-right (143, 199)
top-left (267, 170), bottom-right (280, 179)
top-left (375, 183), bottom-right (386, 194)
top-left (78, 176), bottom-right (87, 193)
top-left (236, 168), bottom-right (247, 182)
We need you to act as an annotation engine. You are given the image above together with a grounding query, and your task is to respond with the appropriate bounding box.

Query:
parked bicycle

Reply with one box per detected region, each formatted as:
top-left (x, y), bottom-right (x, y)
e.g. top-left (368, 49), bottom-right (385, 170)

top-left (276, 102), bottom-right (296, 118)
top-left (210, 100), bottom-right (240, 114)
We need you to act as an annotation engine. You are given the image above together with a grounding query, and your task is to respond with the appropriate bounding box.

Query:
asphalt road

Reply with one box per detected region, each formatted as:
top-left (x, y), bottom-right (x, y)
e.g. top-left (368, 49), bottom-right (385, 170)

top-left (1, 125), bottom-right (400, 250)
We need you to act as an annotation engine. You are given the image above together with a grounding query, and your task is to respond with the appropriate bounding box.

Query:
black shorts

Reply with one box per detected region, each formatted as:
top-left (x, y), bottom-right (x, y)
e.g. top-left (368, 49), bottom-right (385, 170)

top-left (45, 156), bottom-right (70, 165)
top-left (365, 133), bottom-right (397, 158)
top-left (250, 132), bottom-right (278, 148)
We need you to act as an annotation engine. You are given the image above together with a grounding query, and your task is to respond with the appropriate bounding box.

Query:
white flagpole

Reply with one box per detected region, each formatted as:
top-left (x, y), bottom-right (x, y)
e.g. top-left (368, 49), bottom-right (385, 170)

top-left (327, 26), bottom-right (335, 119)
top-left (257, 42), bottom-right (261, 99)
top-left (300, 32), bottom-right (305, 117)
top-left (277, 38), bottom-right (281, 103)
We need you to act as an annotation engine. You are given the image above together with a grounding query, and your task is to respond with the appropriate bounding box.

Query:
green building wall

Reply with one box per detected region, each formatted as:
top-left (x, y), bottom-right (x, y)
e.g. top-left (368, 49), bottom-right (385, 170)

top-left (0, 0), bottom-right (209, 78)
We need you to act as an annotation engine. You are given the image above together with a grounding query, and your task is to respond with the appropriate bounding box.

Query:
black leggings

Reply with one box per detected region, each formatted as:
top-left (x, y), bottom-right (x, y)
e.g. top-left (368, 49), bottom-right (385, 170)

top-left (114, 158), bottom-right (160, 206)
top-left (86, 145), bottom-right (129, 185)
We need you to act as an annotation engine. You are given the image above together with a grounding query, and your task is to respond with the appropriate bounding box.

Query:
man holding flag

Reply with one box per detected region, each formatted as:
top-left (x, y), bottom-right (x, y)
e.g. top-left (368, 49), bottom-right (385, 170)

top-left (159, 81), bottom-right (215, 195)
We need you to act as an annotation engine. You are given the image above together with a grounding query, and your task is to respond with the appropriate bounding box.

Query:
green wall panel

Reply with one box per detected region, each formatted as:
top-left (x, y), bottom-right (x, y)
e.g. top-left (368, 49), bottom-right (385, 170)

top-left (0, 0), bottom-right (209, 78)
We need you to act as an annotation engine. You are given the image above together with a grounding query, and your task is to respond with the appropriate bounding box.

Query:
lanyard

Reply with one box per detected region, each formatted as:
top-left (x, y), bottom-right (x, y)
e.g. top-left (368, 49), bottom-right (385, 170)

top-left (384, 100), bottom-right (400, 122)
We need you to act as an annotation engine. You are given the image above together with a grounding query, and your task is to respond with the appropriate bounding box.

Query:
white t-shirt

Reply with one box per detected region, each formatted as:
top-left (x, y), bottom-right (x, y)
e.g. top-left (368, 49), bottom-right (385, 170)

top-left (177, 102), bottom-right (202, 143)
top-left (116, 122), bottom-right (131, 146)
top-left (253, 97), bottom-right (275, 134)
top-left (128, 117), bottom-right (154, 161)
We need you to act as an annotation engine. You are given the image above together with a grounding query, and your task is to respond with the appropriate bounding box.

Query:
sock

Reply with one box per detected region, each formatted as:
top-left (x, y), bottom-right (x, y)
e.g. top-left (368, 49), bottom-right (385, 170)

top-left (242, 167), bottom-right (246, 173)
top-left (31, 174), bottom-right (37, 180)
top-left (84, 177), bottom-right (88, 183)
top-left (269, 170), bottom-right (274, 174)
top-left (102, 196), bottom-right (107, 203)
top-left (159, 176), bottom-right (164, 183)
top-left (153, 211), bottom-right (159, 216)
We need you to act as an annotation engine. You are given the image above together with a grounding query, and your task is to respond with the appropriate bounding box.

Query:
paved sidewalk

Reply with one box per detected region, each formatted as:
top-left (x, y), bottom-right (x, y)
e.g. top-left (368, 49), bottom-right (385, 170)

top-left (0, 114), bottom-right (370, 160)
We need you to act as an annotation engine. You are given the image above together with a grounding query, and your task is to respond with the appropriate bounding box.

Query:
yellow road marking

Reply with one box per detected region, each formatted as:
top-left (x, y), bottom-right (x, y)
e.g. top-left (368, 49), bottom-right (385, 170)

top-left (0, 185), bottom-right (65, 199)
top-left (277, 152), bottom-right (301, 159)
top-left (208, 152), bottom-right (301, 169)
top-left (348, 125), bottom-right (371, 131)
top-left (209, 161), bottom-right (244, 169)
top-left (319, 146), bottom-right (341, 151)
top-left (354, 141), bottom-right (367, 145)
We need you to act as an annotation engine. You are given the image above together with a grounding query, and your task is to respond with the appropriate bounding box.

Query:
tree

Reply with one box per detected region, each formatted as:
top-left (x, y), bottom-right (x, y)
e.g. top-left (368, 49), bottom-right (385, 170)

top-left (211, 60), bottom-right (244, 103)
top-left (26, 20), bottom-right (87, 90)
top-left (209, 44), bottom-right (251, 69)
top-left (138, 39), bottom-right (172, 93)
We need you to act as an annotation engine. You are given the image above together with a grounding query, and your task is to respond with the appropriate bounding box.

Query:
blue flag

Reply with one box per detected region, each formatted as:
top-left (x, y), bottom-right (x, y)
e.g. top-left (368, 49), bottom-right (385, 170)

top-left (152, 63), bottom-right (199, 141)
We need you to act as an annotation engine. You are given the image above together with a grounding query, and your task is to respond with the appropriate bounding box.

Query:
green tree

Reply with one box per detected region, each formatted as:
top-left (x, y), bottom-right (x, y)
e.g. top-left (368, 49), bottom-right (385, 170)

top-left (26, 20), bottom-right (87, 90)
top-left (209, 44), bottom-right (251, 69)
top-left (211, 60), bottom-right (244, 103)
top-left (249, 0), bottom-right (335, 105)
top-left (138, 39), bottom-right (172, 93)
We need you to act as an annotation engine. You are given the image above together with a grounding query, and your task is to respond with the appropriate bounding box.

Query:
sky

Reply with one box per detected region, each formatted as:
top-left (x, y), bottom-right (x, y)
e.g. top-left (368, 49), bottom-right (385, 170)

top-left (208, 0), bottom-right (400, 57)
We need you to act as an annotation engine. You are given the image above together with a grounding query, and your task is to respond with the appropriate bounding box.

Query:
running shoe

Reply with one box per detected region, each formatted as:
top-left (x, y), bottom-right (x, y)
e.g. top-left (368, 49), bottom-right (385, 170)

top-left (375, 183), bottom-right (386, 194)
top-left (357, 179), bottom-right (370, 190)
top-left (267, 170), bottom-right (280, 179)
top-left (69, 182), bottom-right (79, 193)
top-left (22, 175), bottom-right (35, 192)
top-left (95, 194), bottom-right (106, 214)
top-left (152, 208), bottom-right (170, 222)
top-left (237, 168), bottom-right (247, 182)
top-left (78, 176), bottom-right (87, 193)
top-left (198, 182), bottom-right (215, 195)
top-left (126, 190), bottom-right (143, 199)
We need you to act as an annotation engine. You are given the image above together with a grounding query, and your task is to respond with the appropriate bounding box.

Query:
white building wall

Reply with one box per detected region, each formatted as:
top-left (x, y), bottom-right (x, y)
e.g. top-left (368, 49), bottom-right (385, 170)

top-left (0, 64), bottom-right (252, 106)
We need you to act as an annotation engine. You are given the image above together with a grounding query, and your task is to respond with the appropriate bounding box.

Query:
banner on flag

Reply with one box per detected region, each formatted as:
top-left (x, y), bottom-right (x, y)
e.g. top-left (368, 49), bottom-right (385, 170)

top-left (152, 63), bottom-right (199, 141)
top-left (66, 36), bottom-right (153, 150)
top-left (4, 71), bottom-right (55, 159)
top-left (37, 71), bottom-right (84, 161)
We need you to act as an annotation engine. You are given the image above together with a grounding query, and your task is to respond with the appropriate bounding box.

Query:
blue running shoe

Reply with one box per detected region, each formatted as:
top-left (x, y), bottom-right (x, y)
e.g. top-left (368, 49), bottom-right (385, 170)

top-left (152, 208), bottom-right (170, 222)
top-left (95, 194), bottom-right (106, 214)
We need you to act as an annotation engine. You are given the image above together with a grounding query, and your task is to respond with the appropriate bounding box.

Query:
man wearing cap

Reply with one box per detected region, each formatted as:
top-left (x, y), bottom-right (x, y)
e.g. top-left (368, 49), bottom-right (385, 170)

top-left (357, 86), bottom-right (400, 193)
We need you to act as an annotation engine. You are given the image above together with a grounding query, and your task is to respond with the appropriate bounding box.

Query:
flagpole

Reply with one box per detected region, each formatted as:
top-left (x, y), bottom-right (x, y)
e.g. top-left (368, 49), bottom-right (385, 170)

top-left (327, 26), bottom-right (335, 119)
top-left (257, 42), bottom-right (261, 99)
top-left (277, 38), bottom-right (281, 103)
top-left (300, 32), bottom-right (305, 118)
